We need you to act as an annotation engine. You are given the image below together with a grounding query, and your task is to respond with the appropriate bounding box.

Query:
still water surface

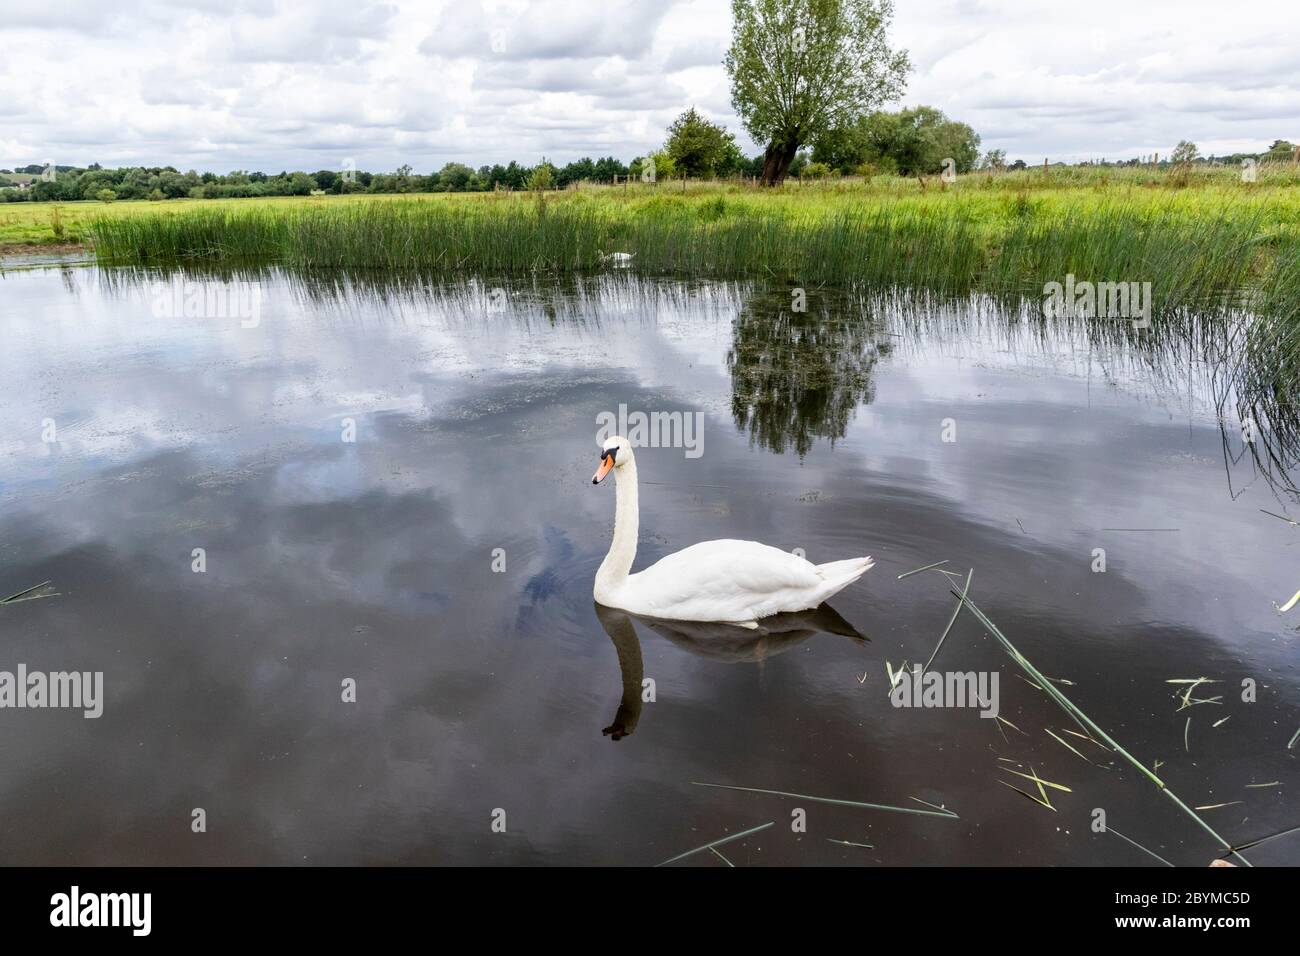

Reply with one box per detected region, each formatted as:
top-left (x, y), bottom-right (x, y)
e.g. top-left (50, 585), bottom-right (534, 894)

top-left (0, 265), bottom-right (1295, 865)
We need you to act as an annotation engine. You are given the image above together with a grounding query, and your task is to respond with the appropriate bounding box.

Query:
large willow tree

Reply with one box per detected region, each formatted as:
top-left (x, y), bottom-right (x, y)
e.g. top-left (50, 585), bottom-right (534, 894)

top-left (725, 0), bottom-right (910, 185)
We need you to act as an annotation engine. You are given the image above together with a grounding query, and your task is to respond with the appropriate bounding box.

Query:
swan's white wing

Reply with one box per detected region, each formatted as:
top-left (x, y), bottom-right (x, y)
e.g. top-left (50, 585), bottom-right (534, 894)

top-left (622, 539), bottom-right (826, 622)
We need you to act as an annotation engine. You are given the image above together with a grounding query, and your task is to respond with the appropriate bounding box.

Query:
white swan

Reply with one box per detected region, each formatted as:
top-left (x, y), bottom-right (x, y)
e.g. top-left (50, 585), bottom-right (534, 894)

top-left (591, 436), bottom-right (874, 627)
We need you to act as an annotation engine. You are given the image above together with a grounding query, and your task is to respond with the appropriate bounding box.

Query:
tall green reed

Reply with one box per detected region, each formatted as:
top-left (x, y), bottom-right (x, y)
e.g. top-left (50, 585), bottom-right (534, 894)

top-left (89, 193), bottom-right (1300, 332)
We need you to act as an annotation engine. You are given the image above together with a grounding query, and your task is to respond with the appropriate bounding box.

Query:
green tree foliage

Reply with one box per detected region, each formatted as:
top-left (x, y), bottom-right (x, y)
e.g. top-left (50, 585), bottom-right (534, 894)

top-left (1171, 140), bottom-right (1200, 164)
top-left (593, 156), bottom-right (630, 181)
top-left (1265, 140), bottom-right (1295, 163)
top-left (809, 125), bottom-right (866, 173)
top-left (558, 157), bottom-right (596, 185)
top-left (437, 162), bottom-right (475, 191)
top-left (664, 107), bottom-right (739, 178)
top-left (526, 160), bottom-right (556, 191)
top-left (724, 0), bottom-right (909, 185)
top-left (633, 150), bottom-right (677, 181)
top-left (812, 106), bottom-right (980, 176)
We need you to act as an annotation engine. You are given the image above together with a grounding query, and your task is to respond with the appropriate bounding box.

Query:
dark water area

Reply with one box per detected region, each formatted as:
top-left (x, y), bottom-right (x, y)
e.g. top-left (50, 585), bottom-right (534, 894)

top-left (0, 265), bottom-right (1295, 866)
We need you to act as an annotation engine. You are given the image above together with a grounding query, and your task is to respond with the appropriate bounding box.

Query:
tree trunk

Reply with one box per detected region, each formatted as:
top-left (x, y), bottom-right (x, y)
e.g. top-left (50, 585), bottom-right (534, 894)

top-left (760, 139), bottom-right (800, 186)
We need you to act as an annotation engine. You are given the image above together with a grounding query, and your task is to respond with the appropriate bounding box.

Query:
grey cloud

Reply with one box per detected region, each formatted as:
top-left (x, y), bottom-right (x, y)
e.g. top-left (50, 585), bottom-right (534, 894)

top-left (3, 0), bottom-right (1299, 172)
top-left (473, 58), bottom-right (613, 93)
top-left (227, 1), bottom-right (401, 64)
top-left (660, 36), bottom-right (727, 72)
top-left (422, 0), bottom-right (683, 62)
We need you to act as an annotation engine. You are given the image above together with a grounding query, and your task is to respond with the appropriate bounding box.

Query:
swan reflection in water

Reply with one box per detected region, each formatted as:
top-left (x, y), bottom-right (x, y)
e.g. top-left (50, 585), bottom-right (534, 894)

top-left (593, 601), bottom-right (867, 741)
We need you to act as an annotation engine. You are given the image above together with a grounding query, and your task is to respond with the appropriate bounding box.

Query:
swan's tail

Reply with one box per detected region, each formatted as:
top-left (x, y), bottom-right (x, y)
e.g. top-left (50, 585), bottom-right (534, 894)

top-left (813, 556), bottom-right (875, 601)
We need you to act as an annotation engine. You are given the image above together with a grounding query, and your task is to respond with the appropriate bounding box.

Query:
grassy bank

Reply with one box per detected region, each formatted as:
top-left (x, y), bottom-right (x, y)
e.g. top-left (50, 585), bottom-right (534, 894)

top-left (0, 192), bottom-right (423, 251)
top-left (78, 173), bottom-right (1300, 318)
top-left (1, 164), bottom-right (1294, 249)
top-left (3, 168), bottom-right (1297, 319)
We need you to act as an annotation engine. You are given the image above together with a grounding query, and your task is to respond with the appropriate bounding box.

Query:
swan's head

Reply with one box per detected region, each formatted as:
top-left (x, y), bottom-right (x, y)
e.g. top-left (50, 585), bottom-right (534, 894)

top-left (592, 435), bottom-right (633, 484)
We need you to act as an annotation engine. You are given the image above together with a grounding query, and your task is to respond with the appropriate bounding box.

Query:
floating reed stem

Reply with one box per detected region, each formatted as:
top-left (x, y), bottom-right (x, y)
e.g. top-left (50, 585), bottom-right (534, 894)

top-left (1224, 822), bottom-right (1300, 855)
top-left (1107, 826), bottom-right (1174, 867)
top-left (656, 820), bottom-right (774, 867)
top-left (0, 581), bottom-right (57, 606)
top-left (826, 838), bottom-right (874, 849)
top-left (897, 559), bottom-right (949, 580)
top-left (692, 782), bottom-right (958, 819)
top-left (921, 568), bottom-right (972, 674)
top-left (950, 587), bottom-right (1253, 866)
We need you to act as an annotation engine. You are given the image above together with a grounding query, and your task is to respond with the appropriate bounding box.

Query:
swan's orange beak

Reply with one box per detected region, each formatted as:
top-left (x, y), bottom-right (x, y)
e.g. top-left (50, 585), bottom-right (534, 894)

top-left (592, 453), bottom-right (614, 484)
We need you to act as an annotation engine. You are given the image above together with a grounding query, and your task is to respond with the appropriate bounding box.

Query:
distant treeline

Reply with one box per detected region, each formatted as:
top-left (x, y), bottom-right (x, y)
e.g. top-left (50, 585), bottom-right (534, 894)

top-left (3, 132), bottom-right (1295, 204)
top-left (0, 155), bottom-right (747, 204)
top-left (0, 103), bottom-right (982, 203)
top-left (0, 159), bottom-right (598, 203)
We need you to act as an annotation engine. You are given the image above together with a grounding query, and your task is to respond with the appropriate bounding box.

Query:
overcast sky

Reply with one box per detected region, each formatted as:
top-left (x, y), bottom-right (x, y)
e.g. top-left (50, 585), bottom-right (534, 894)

top-left (2, 0), bottom-right (1297, 173)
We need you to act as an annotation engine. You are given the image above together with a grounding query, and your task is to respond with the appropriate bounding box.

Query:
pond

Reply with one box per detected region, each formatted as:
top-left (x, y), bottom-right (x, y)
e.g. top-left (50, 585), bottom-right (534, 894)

top-left (0, 263), bottom-right (1295, 865)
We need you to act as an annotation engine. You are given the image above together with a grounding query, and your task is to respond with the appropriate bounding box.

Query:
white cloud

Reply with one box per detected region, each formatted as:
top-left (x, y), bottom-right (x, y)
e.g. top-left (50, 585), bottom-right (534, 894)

top-left (1, 0), bottom-right (1297, 173)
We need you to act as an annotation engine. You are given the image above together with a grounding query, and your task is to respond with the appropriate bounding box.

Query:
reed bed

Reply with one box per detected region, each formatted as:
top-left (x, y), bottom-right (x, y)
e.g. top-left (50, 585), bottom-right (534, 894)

top-left (86, 188), bottom-right (1300, 324)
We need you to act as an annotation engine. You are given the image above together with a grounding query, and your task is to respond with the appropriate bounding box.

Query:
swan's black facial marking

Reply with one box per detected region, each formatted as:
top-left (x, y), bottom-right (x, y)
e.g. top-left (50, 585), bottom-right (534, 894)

top-left (592, 446), bottom-right (618, 484)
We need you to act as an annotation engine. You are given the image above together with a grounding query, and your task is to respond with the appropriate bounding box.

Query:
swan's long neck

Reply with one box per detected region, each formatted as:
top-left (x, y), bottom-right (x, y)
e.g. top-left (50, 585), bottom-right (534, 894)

top-left (596, 455), bottom-right (639, 593)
